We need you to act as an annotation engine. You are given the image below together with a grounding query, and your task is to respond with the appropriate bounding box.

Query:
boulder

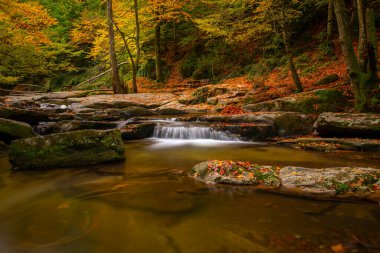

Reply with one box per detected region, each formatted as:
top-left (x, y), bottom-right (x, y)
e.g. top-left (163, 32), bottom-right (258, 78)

top-left (190, 160), bottom-right (380, 202)
top-left (35, 120), bottom-right (118, 135)
top-left (9, 129), bottom-right (125, 169)
top-left (198, 112), bottom-right (316, 137)
top-left (243, 89), bottom-right (348, 113)
top-left (0, 106), bottom-right (50, 124)
top-left (0, 118), bottom-right (37, 142)
top-left (120, 123), bottom-right (156, 140)
top-left (315, 112), bottom-right (380, 138)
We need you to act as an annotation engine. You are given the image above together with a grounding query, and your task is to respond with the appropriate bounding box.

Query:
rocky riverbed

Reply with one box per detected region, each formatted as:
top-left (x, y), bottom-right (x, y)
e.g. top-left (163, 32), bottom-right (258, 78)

top-left (0, 90), bottom-right (380, 204)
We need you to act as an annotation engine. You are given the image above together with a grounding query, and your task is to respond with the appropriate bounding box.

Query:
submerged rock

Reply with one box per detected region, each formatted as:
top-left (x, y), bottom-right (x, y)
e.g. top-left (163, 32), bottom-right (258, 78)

top-left (9, 129), bottom-right (125, 169)
top-left (315, 112), bottom-right (380, 138)
top-left (190, 161), bottom-right (380, 203)
top-left (0, 118), bottom-right (37, 142)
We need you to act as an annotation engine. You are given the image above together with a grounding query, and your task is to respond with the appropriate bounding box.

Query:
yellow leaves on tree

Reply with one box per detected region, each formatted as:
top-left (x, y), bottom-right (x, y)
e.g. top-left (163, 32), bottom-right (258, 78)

top-left (0, 0), bottom-right (57, 46)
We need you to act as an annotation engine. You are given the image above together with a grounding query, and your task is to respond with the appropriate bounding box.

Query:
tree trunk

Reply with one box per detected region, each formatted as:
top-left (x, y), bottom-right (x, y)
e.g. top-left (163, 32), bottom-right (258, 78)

top-left (280, 3), bottom-right (303, 93)
top-left (357, 0), bottom-right (367, 71)
top-left (365, 8), bottom-right (379, 95)
top-left (107, 0), bottom-right (124, 94)
top-left (155, 23), bottom-right (163, 83)
top-left (327, 0), bottom-right (334, 46)
top-left (333, 0), bottom-right (378, 112)
top-left (132, 0), bottom-right (140, 93)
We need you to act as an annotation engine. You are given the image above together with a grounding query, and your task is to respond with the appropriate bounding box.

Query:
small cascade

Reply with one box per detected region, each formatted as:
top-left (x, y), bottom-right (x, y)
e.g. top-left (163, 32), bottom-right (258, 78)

top-left (153, 123), bottom-right (240, 141)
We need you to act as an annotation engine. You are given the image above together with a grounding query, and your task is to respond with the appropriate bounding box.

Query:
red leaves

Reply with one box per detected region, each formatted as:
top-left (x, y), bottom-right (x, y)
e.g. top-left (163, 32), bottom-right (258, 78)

top-left (221, 105), bottom-right (245, 115)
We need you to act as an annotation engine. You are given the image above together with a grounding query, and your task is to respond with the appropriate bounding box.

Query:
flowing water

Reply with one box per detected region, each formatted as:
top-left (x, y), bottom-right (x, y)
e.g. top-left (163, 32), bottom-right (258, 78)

top-left (1, 136), bottom-right (380, 252)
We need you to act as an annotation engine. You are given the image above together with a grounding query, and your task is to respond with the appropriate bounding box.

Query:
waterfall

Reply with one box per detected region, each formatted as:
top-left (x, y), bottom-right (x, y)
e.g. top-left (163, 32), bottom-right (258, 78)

top-left (153, 123), bottom-right (240, 141)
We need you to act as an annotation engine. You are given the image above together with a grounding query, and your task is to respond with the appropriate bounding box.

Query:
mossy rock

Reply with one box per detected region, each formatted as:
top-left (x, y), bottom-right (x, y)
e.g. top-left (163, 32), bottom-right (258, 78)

top-left (191, 161), bottom-right (380, 202)
top-left (9, 129), bottom-right (125, 169)
top-left (0, 118), bottom-right (37, 142)
top-left (243, 89), bottom-right (348, 114)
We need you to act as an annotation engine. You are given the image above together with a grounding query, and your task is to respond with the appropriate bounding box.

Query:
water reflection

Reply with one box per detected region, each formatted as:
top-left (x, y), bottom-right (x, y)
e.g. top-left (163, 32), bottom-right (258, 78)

top-left (0, 141), bottom-right (379, 253)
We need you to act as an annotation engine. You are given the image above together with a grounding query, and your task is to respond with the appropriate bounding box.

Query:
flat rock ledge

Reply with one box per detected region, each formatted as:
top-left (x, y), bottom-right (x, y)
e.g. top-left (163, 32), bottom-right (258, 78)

top-left (190, 161), bottom-right (380, 203)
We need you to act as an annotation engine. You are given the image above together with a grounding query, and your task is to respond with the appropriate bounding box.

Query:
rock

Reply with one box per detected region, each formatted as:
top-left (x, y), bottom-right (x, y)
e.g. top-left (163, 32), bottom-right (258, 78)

top-left (208, 87), bottom-right (228, 97)
top-left (198, 112), bottom-right (317, 137)
top-left (312, 74), bottom-right (340, 86)
top-left (120, 123), bottom-right (156, 140)
top-left (207, 97), bottom-right (218, 105)
top-left (35, 120), bottom-right (118, 135)
top-left (0, 118), bottom-right (37, 142)
top-left (9, 129), bottom-right (125, 169)
top-left (243, 89), bottom-right (348, 113)
top-left (68, 93), bottom-right (177, 109)
top-left (75, 107), bottom-right (156, 121)
top-left (191, 161), bottom-right (281, 186)
top-left (86, 101), bottom-right (144, 109)
top-left (0, 141), bottom-right (7, 153)
top-left (211, 123), bottom-right (274, 140)
top-left (190, 161), bottom-right (380, 203)
top-left (279, 166), bottom-right (380, 197)
top-left (279, 137), bottom-right (380, 152)
top-left (0, 106), bottom-right (50, 124)
top-left (315, 112), bottom-right (380, 138)
top-left (155, 108), bottom-right (188, 115)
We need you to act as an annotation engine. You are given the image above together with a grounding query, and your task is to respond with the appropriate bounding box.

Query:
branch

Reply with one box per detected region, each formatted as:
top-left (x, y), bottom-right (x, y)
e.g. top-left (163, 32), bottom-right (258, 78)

top-left (73, 61), bottom-right (129, 90)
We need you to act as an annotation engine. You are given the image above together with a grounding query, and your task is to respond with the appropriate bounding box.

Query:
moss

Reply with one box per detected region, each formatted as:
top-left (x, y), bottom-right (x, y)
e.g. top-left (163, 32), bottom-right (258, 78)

top-left (298, 89), bottom-right (346, 113)
top-left (9, 129), bottom-right (125, 169)
top-left (0, 118), bottom-right (37, 142)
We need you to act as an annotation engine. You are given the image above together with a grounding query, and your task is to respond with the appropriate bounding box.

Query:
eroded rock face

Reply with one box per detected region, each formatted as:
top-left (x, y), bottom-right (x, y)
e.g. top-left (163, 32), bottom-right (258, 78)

top-left (315, 112), bottom-right (380, 138)
top-left (190, 161), bottom-right (380, 202)
top-left (211, 123), bottom-right (274, 140)
top-left (198, 112), bottom-right (317, 137)
top-left (0, 107), bottom-right (50, 124)
top-left (0, 118), bottom-right (37, 142)
top-left (243, 89), bottom-right (348, 114)
top-left (9, 129), bottom-right (125, 169)
top-left (120, 123), bottom-right (156, 140)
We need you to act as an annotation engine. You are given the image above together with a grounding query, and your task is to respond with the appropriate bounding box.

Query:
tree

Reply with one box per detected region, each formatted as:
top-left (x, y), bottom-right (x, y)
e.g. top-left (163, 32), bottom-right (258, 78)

top-left (142, 0), bottom-right (189, 83)
top-left (0, 0), bottom-right (57, 85)
top-left (195, 0), bottom-right (304, 92)
top-left (107, 0), bottom-right (125, 94)
top-left (333, 0), bottom-right (379, 111)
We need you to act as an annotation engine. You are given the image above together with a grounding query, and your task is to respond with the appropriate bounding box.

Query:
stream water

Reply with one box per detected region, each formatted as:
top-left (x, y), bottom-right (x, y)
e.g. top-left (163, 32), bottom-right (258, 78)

top-left (1, 130), bottom-right (380, 252)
